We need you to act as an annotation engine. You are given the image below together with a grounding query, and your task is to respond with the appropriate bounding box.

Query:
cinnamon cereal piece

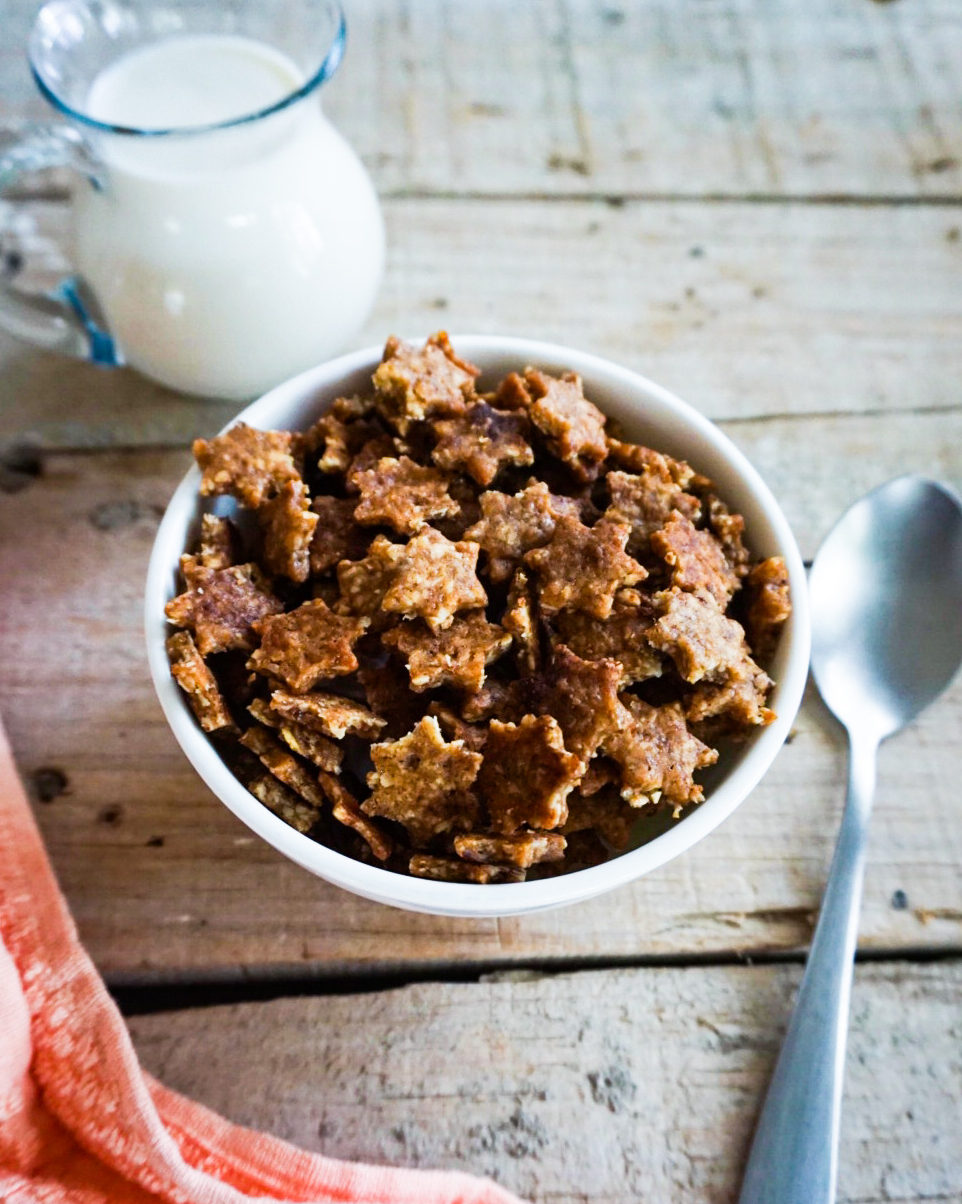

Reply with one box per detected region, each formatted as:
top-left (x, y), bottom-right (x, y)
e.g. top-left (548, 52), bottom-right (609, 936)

top-left (335, 535), bottom-right (404, 624)
top-left (409, 854), bottom-right (524, 884)
top-left (492, 371), bottom-right (531, 411)
top-left (353, 455), bottom-right (458, 535)
top-left (426, 702), bottom-right (488, 751)
top-left (167, 631), bottom-right (234, 733)
top-left (269, 689), bottom-right (385, 740)
top-left (454, 832), bottom-right (566, 869)
top-left (382, 527), bottom-right (487, 632)
top-left (193, 423), bottom-right (298, 509)
top-left (165, 560), bottom-right (283, 655)
top-left (602, 696), bottom-right (718, 808)
top-left (248, 775), bottom-right (320, 834)
top-left (259, 479), bottom-right (319, 583)
top-left (646, 588), bottom-right (751, 683)
top-left (532, 645), bottom-right (625, 763)
top-left (562, 789), bottom-right (638, 851)
top-left (744, 556), bottom-right (791, 662)
top-left (194, 514), bottom-right (236, 570)
top-left (525, 514), bottom-right (646, 620)
top-left (687, 661), bottom-right (775, 729)
top-left (459, 678), bottom-right (526, 724)
top-left (502, 568), bottom-right (541, 675)
top-left (477, 715), bottom-right (582, 834)
top-left (248, 599), bottom-right (367, 691)
top-left (650, 511), bottom-right (739, 607)
top-left (431, 401), bottom-right (534, 486)
top-left (524, 368), bottom-right (607, 480)
top-left (605, 439), bottom-right (695, 490)
top-left (319, 771), bottom-right (393, 861)
top-left (364, 716), bottom-right (482, 845)
top-left (382, 613), bottom-right (511, 693)
top-left (705, 495), bottom-right (752, 579)
top-left (275, 720), bottom-right (343, 773)
top-left (308, 496), bottom-right (368, 575)
top-left (373, 332), bottom-right (478, 434)
top-left (345, 432), bottom-right (397, 491)
top-left (463, 481), bottom-right (578, 583)
top-left (240, 725), bottom-right (327, 809)
top-left (605, 466), bottom-right (701, 555)
top-left (553, 589), bottom-right (662, 685)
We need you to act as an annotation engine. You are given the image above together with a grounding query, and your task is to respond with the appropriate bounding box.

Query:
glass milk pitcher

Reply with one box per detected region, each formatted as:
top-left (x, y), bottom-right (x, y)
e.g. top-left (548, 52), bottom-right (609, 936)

top-left (0, 0), bottom-right (385, 400)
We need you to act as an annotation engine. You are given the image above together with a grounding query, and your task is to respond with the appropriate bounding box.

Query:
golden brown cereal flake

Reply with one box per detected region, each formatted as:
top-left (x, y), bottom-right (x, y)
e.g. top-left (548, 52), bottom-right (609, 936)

top-left (502, 568), bottom-right (541, 675)
top-left (562, 789), bottom-right (638, 851)
top-left (744, 556), bottom-right (791, 663)
top-left (477, 715), bottom-right (582, 834)
top-left (524, 369), bottom-right (607, 480)
top-left (426, 702), bottom-right (489, 752)
top-left (345, 433), bottom-right (397, 491)
top-left (463, 481), bottom-right (578, 583)
top-left (247, 697), bottom-right (342, 772)
top-left (492, 371), bottom-right (532, 411)
top-left (165, 560), bottom-right (283, 656)
top-left (364, 716), bottom-right (482, 845)
top-left (605, 439), bottom-right (695, 490)
top-left (248, 775), bottom-right (321, 834)
top-left (646, 588), bottom-right (751, 684)
top-left (167, 632), bottom-right (235, 733)
top-left (459, 678), bottom-right (526, 724)
top-left (194, 514), bottom-right (236, 570)
top-left (240, 725), bottom-right (328, 809)
top-left (687, 660), bottom-right (774, 729)
top-left (319, 771), bottom-right (393, 861)
top-left (454, 831), bottom-right (566, 869)
top-left (431, 401), bottom-right (534, 486)
top-left (650, 511), bottom-right (739, 607)
top-left (532, 644), bottom-right (625, 763)
top-left (259, 479), bottom-right (318, 584)
top-left (382, 613), bottom-right (511, 693)
top-left (381, 527), bottom-right (487, 632)
top-left (373, 332), bottom-right (478, 434)
top-left (552, 589), bottom-right (662, 685)
top-left (353, 455), bottom-right (458, 535)
top-left (193, 423), bottom-right (299, 509)
top-left (605, 466), bottom-right (701, 555)
top-left (704, 495), bottom-right (752, 580)
top-left (409, 854), bottom-right (525, 884)
top-left (525, 514), bottom-right (646, 620)
top-left (602, 696), bottom-right (718, 808)
top-left (335, 535), bottom-right (405, 623)
top-left (248, 599), bottom-right (367, 691)
top-left (269, 688), bottom-right (385, 740)
top-left (308, 495), bottom-right (369, 575)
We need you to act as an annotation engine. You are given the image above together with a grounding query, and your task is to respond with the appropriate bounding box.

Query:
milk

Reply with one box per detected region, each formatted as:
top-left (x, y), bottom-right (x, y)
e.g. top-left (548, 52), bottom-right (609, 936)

top-left (73, 35), bottom-right (384, 399)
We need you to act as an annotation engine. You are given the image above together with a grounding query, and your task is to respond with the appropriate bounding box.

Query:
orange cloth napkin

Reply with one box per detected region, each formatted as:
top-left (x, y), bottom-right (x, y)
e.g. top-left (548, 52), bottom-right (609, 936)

top-left (0, 720), bottom-right (524, 1204)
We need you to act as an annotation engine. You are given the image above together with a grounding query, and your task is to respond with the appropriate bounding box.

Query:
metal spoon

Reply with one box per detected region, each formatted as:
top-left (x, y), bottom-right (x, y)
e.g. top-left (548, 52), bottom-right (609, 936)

top-left (739, 475), bottom-right (962, 1204)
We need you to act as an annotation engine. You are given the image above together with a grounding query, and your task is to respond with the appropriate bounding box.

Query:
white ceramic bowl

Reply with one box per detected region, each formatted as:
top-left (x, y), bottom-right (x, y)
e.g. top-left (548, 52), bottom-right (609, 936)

top-left (146, 336), bottom-right (811, 917)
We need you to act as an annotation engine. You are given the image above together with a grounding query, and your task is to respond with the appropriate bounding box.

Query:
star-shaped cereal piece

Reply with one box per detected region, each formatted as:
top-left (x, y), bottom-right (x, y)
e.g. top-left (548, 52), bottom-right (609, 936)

top-left (605, 439), bottom-right (695, 489)
top-left (463, 481), bottom-right (579, 583)
top-left (408, 855), bottom-right (524, 884)
top-left (382, 612), bottom-right (512, 693)
top-left (249, 775), bottom-right (320, 834)
top-left (248, 698), bottom-right (342, 772)
top-left (645, 588), bottom-right (750, 683)
top-left (240, 725), bottom-right (328, 808)
top-left (602, 696), bottom-right (718, 809)
top-left (453, 831), bottom-right (566, 869)
top-left (193, 423), bottom-right (299, 509)
top-left (309, 495), bottom-right (369, 575)
top-left (537, 644), bottom-right (626, 764)
top-left (744, 555), bottom-right (791, 663)
top-left (248, 598), bottom-right (367, 691)
top-left (502, 568), bottom-right (541, 675)
top-left (431, 401), bottom-right (534, 486)
top-left (259, 479), bottom-right (319, 583)
top-left (651, 511), bottom-right (739, 607)
top-left (553, 589), bottom-right (662, 685)
top-left (269, 689), bottom-right (385, 740)
top-left (193, 514), bottom-right (236, 570)
top-left (353, 455), bottom-right (459, 535)
top-left (298, 403), bottom-right (380, 475)
top-left (335, 535), bottom-right (405, 625)
top-left (319, 772), bottom-right (393, 861)
top-left (523, 368), bottom-right (607, 481)
top-left (477, 714), bottom-right (582, 834)
top-left (373, 332), bottom-right (479, 434)
top-left (524, 515), bottom-right (646, 620)
top-left (705, 495), bottom-right (751, 580)
top-left (687, 661), bottom-right (774, 730)
top-left (167, 631), bottom-right (234, 733)
top-left (165, 560), bottom-right (283, 655)
top-left (562, 789), bottom-right (638, 852)
top-left (382, 527), bottom-right (487, 632)
top-left (363, 715), bottom-right (482, 845)
top-left (605, 466), bottom-right (701, 555)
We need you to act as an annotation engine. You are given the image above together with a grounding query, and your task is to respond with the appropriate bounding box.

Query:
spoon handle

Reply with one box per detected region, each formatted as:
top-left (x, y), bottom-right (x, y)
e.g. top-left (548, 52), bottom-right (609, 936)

top-left (738, 730), bottom-right (878, 1204)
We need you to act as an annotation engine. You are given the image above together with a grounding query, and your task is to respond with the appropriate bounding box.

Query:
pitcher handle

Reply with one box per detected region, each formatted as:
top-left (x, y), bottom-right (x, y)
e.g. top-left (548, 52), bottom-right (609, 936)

top-left (0, 122), bottom-right (118, 364)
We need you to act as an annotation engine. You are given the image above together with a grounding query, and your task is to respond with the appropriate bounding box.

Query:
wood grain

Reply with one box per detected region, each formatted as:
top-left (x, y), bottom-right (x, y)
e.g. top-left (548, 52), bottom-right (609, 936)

top-left (2, 443), bottom-right (960, 979)
top-left (2, 0), bottom-right (960, 200)
top-left (1, 198), bottom-right (961, 453)
top-left (127, 961), bottom-right (962, 1203)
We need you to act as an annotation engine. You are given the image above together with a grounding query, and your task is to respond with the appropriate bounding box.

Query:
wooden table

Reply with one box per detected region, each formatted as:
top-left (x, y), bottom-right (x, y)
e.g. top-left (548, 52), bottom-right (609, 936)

top-left (2, 2), bottom-right (961, 1200)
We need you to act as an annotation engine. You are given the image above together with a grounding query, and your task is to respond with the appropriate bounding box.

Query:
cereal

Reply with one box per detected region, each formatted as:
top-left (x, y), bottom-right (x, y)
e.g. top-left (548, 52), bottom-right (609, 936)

top-left (525, 514), bottom-right (646, 620)
top-left (383, 613), bottom-right (511, 693)
top-left (477, 714), bottom-right (582, 834)
top-left (248, 598), bottom-right (367, 691)
top-left (364, 715), bottom-right (482, 845)
top-left (193, 422), bottom-right (299, 508)
top-left (168, 333), bottom-right (790, 882)
top-left (167, 632), bottom-right (235, 732)
top-left (431, 401), bottom-right (534, 485)
top-left (353, 455), bottom-right (458, 534)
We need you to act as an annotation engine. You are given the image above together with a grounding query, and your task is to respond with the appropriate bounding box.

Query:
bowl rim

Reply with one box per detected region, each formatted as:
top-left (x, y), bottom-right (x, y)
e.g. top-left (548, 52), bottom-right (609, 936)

top-left (145, 335), bottom-right (811, 917)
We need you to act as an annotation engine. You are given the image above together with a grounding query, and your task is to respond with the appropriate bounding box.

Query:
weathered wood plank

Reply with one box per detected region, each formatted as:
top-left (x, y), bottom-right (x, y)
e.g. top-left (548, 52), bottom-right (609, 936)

top-left (2, 0), bottom-right (960, 200)
top-left (1, 198), bottom-right (960, 452)
top-left (1, 437), bottom-right (960, 978)
top-left (127, 961), bottom-right (962, 1203)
